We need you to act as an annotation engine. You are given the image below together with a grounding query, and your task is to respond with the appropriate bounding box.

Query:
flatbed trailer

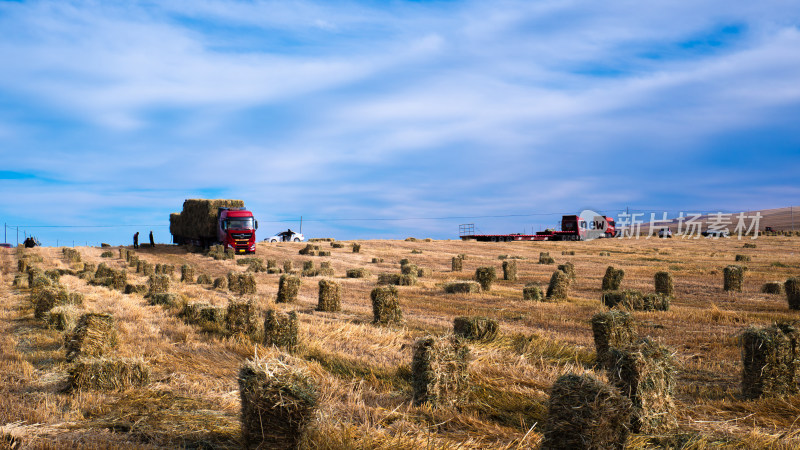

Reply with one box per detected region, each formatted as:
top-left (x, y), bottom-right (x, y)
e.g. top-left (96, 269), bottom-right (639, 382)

top-left (459, 234), bottom-right (547, 242)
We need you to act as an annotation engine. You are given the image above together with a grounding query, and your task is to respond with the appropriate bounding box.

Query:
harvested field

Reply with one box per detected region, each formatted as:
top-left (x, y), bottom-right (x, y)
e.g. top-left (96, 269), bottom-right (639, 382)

top-left (1, 236), bottom-right (800, 448)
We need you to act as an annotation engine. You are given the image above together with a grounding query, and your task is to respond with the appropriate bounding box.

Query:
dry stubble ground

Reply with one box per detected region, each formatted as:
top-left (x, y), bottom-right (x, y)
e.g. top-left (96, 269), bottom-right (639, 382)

top-left (1, 235), bottom-right (799, 448)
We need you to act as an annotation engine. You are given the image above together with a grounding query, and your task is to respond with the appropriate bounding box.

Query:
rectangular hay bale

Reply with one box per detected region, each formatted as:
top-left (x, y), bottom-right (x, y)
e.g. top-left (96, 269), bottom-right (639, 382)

top-left (411, 335), bottom-right (470, 407)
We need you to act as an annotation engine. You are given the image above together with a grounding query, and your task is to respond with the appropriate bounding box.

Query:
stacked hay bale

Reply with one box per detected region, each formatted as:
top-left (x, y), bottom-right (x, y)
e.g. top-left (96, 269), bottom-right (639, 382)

top-left (561, 250), bottom-right (576, 256)
top-left (743, 243), bottom-right (757, 248)
top-left (317, 261), bottom-right (335, 277)
top-left (411, 335), bottom-right (470, 407)
top-left (557, 262), bottom-right (575, 282)
top-left (602, 266), bottom-right (625, 291)
top-left (181, 264), bottom-right (195, 283)
top-left (371, 258), bottom-right (383, 264)
top-left (12, 274), bottom-right (27, 288)
top-left (724, 265), bottom-right (745, 292)
top-left (377, 273), bottom-right (417, 286)
top-left (170, 199), bottom-right (244, 241)
top-left (453, 317), bottom-right (498, 341)
top-left (591, 310), bottom-right (637, 363)
top-left (119, 248), bottom-right (128, 260)
top-left (263, 309), bottom-right (299, 351)
top-left (228, 272), bottom-right (257, 295)
top-left (31, 285), bottom-right (83, 319)
top-left (654, 272), bottom-right (674, 297)
top-left (277, 275), bottom-right (301, 303)
top-left (299, 244), bottom-right (327, 256)
top-left (539, 252), bottom-right (555, 264)
top-left (785, 278), bottom-right (800, 310)
top-left (208, 244), bottom-right (235, 260)
top-left (605, 339), bottom-right (677, 433)
top-left (128, 255), bottom-right (139, 268)
top-left (451, 256), bottom-right (463, 272)
top-left (283, 260), bottom-right (293, 274)
top-left (762, 282), bottom-right (784, 295)
top-left (546, 269), bottom-right (570, 300)
top-left (502, 261), bottom-right (517, 281)
top-left (238, 357), bottom-right (318, 449)
top-left (65, 313), bottom-right (117, 361)
top-left (601, 290), bottom-right (670, 311)
top-left (147, 274), bottom-right (170, 297)
top-left (45, 305), bottom-right (81, 331)
top-left (401, 263), bottom-right (418, 276)
top-left (68, 357), bottom-right (150, 391)
top-left (347, 267), bottom-right (371, 278)
top-left (474, 267), bottom-right (496, 291)
top-left (443, 281), bottom-right (481, 294)
top-left (62, 247), bottom-right (82, 263)
top-left (371, 286), bottom-right (403, 325)
top-left (213, 277), bottom-right (228, 289)
top-left (196, 273), bottom-right (213, 284)
top-left (741, 322), bottom-right (800, 399)
top-left (735, 254), bottom-right (751, 262)
top-left (124, 283), bottom-right (147, 295)
top-left (301, 260), bottom-right (316, 277)
top-left (330, 242), bottom-right (344, 248)
top-left (226, 300), bottom-right (256, 336)
top-left (522, 283), bottom-right (544, 301)
top-left (352, 243), bottom-right (361, 253)
top-left (540, 373), bottom-right (632, 449)
top-left (416, 267), bottom-right (432, 278)
top-left (98, 250), bottom-right (112, 258)
top-left (317, 279), bottom-right (341, 312)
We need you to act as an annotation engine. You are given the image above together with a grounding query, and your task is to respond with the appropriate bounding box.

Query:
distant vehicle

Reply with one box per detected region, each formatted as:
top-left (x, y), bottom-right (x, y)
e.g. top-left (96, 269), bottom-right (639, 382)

top-left (702, 229), bottom-right (730, 238)
top-left (459, 214), bottom-right (617, 242)
top-left (658, 228), bottom-right (673, 238)
top-left (266, 229), bottom-right (304, 243)
top-left (170, 199), bottom-right (258, 254)
top-left (0, 243), bottom-right (12, 248)
top-left (765, 226), bottom-right (774, 232)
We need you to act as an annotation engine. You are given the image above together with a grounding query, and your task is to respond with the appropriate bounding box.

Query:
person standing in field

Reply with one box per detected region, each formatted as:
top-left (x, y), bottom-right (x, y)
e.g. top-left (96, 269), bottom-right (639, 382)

top-left (149, 231), bottom-right (155, 248)
top-left (133, 232), bottom-right (139, 249)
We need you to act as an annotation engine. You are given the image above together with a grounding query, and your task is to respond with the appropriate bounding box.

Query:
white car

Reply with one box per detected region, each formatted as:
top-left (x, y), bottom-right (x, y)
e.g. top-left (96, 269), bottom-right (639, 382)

top-left (265, 229), bottom-right (304, 243)
top-left (658, 228), bottom-right (673, 238)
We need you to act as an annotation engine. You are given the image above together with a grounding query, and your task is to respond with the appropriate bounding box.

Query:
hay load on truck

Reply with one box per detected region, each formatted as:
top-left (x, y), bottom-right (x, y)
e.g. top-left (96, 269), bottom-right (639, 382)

top-left (170, 199), bottom-right (259, 254)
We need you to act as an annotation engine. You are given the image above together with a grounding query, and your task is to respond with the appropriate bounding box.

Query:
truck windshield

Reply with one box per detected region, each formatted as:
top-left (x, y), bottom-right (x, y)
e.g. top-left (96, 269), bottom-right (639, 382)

top-left (226, 218), bottom-right (255, 230)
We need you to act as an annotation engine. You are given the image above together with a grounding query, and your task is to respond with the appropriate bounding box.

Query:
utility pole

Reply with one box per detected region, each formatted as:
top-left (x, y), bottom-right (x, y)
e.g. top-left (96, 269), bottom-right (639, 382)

top-left (3, 223), bottom-right (5, 243)
top-left (300, 216), bottom-right (303, 234)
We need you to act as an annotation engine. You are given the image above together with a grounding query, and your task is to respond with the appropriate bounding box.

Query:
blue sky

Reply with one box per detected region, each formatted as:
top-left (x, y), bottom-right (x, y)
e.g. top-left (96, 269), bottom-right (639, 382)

top-left (1, 0), bottom-right (799, 246)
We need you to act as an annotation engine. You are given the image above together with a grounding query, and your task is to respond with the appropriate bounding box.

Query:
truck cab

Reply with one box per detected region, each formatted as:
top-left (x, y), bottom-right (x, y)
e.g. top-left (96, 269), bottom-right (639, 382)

top-left (218, 208), bottom-right (258, 254)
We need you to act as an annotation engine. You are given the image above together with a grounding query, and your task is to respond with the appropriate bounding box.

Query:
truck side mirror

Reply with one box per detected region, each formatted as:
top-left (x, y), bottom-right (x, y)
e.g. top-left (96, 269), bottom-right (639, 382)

top-left (255, 220), bottom-right (258, 230)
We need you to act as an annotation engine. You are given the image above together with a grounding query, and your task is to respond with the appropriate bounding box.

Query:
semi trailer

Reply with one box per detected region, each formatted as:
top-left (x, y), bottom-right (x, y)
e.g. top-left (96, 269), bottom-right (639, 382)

top-left (459, 214), bottom-right (617, 242)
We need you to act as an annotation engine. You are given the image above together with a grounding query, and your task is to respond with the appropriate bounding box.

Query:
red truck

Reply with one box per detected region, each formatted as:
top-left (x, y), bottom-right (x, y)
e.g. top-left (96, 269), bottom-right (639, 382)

top-left (170, 199), bottom-right (259, 254)
top-left (459, 214), bottom-right (617, 242)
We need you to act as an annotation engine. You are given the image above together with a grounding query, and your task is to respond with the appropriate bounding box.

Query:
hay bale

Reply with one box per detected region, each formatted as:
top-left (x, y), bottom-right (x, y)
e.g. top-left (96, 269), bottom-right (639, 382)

top-left (654, 272), bottom-right (673, 297)
top-left (401, 264), bottom-right (418, 275)
top-left (147, 275), bottom-right (170, 296)
top-left (399, 258), bottom-right (410, 266)
top-left (44, 269), bottom-right (61, 283)
top-left (541, 373), bottom-right (632, 450)
top-left (411, 249), bottom-right (422, 254)
top-left (246, 259), bottom-right (267, 273)
top-left (735, 254), bottom-right (751, 262)
top-left (330, 242), bottom-right (344, 248)
top-left (119, 248), bottom-right (128, 260)
top-left (786, 278), bottom-right (800, 310)
top-left (180, 302), bottom-right (211, 323)
top-left (317, 279), bottom-right (341, 312)
top-left (228, 272), bottom-right (257, 295)
top-left (124, 283), bottom-right (147, 295)
top-left (539, 252), bottom-right (555, 264)
top-left (181, 264), bottom-right (195, 283)
top-left (317, 262), bottom-right (334, 277)
top-left (62, 247), bottom-right (82, 263)
top-left (263, 309), bottom-right (299, 351)
top-left (557, 262), bottom-right (575, 281)
top-left (601, 290), bottom-right (670, 311)
top-left (17, 258), bottom-right (28, 273)
top-left (31, 286), bottom-right (83, 319)
top-left (411, 335), bottom-right (470, 407)
top-left (453, 317), bottom-right (498, 341)
top-left (65, 313), bottom-right (117, 361)
top-left (12, 274), bottom-right (28, 288)
top-left (283, 260), bottom-right (293, 273)
top-left (451, 256), bottom-right (462, 272)
top-left (561, 250), bottom-right (576, 256)
top-left (196, 273), bottom-right (213, 284)
top-left (68, 357), bottom-right (150, 391)
top-left (744, 243), bottom-right (757, 248)
top-left (522, 283), bottom-right (543, 301)
top-left (213, 277), bottom-right (228, 289)
top-left (371, 286), bottom-right (403, 325)
top-left (352, 243), bottom-right (361, 253)
top-left (605, 339), bottom-right (677, 433)
top-left (128, 255), bottom-right (139, 268)
top-left (546, 270), bottom-right (570, 300)
top-left (299, 244), bottom-right (320, 256)
top-left (238, 357), bottom-right (318, 449)
top-left (591, 310), bottom-right (637, 361)
top-left (226, 300), bottom-right (256, 336)
top-left (417, 267), bottom-right (432, 278)
top-left (371, 257), bottom-right (383, 264)
top-left (502, 261), bottom-right (518, 281)
top-left (761, 282), bottom-right (784, 295)
top-left (474, 266), bottom-right (496, 291)
top-left (602, 266), bottom-right (625, 291)
top-left (741, 322), bottom-right (800, 399)
top-left (100, 251), bottom-right (114, 258)
top-left (724, 265), bottom-right (744, 292)
top-left (46, 304), bottom-right (81, 331)
top-left (377, 273), bottom-right (417, 286)
top-left (443, 281), bottom-right (481, 294)
top-left (303, 261), bottom-right (314, 271)
top-left (277, 275), bottom-right (301, 303)
top-left (346, 268), bottom-right (370, 278)
top-left (149, 293), bottom-right (176, 306)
